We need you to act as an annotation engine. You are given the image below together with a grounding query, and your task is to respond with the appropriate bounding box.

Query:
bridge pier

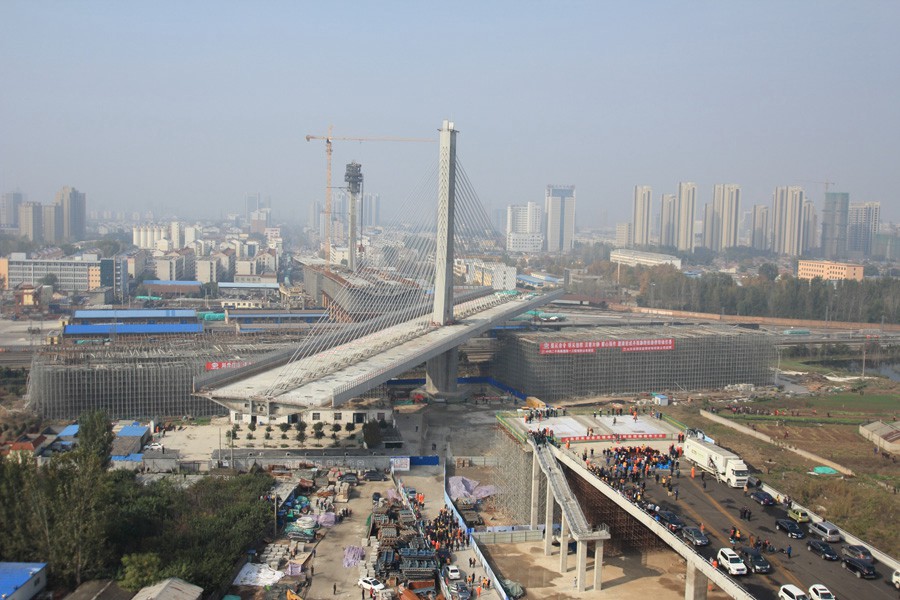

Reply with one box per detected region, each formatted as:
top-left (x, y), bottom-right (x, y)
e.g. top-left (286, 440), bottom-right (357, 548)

top-left (559, 515), bottom-right (569, 573)
top-left (684, 560), bottom-right (708, 600)
top-left (530, 449), bottom-right (541, 529)
top-left (575, 540), bottom-right (587, 592)
top-left (424, 348), bottom-right (459, 399)
top-left (544, 480), bottom-right (555, 556)
top-left (593, 540), bottom-right (604, 591)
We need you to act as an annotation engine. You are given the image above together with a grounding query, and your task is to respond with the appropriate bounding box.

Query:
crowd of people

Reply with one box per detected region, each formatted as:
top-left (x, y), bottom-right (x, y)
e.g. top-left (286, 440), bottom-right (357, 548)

top-left (423, 506), bottom-right (468, 556)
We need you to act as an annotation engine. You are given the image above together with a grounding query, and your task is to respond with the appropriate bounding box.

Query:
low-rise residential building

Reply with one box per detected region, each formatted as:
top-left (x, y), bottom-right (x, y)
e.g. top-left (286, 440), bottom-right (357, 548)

top-left (610, 249), bottom-right (682, 270)
top-left (797, 259), bottom-right (864, 281)
top-left (506, 232), bottom-right (544, 253)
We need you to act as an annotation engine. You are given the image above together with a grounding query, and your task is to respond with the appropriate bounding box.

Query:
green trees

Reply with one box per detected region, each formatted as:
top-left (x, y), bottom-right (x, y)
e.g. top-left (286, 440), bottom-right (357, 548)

top-left (632, 264), bottom-right (900, 324)
top-left (362, 421), bottom-right (383, 448)
top-left (0, 448), bottom-right (274, 592)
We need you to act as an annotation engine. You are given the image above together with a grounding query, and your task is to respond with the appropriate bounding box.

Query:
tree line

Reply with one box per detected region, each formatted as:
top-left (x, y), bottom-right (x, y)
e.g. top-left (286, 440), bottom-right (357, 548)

top-left (582, 261), bottom-right (900, 324)
top-left (0, 410), bottom-right (273, 593)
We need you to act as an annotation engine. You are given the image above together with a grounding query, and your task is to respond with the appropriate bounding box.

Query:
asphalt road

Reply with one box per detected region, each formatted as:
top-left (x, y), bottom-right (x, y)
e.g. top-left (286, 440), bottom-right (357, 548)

top-left (640, 471), bottom-right (897, 600)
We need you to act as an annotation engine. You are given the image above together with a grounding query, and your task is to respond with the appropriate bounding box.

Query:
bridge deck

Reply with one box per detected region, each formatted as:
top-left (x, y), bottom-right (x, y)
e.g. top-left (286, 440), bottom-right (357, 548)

top-left (202, 290), bottom-right (564, 408)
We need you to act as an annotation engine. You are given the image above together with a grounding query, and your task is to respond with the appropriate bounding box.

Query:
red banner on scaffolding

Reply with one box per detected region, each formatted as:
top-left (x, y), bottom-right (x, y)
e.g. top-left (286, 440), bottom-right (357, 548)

top-left (539, 338), bottom-right (675, 355)
top-left (205, 360), bottom-right (252, 371)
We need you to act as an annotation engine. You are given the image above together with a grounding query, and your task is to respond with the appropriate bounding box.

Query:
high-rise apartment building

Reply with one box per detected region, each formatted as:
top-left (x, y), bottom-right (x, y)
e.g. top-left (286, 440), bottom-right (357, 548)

top-left (675, 182), bottom-right (696, 252)
top-left (820, 192), bottom-right (849, 259)
top-left (544, 185), bottom-right (576, 253)
top-left (702, 203), bottom-right (715, 250)
top-left (632, 186), bottom-right (652, 247)
top-left (659, 194), bottom-right (676, 248)
top-left (714, 184), bottom-right (740, 251)
top-left (1, 191), bottom-right (24, 228)
top-left (848, 202), bottom-right (880, 257)
top-left (615, 222), bottom-right (633, 248)
top-left (18, 202), bottom-right (43, 243)
top-left (772, 186), bottom-right (805, 256)
top-left (751, 205), bottom-right (769, 251)
top-left (506, 202), bottom-right (542, 235)
top-left (54, 186), bottom-right (86, 241)
top-left (802, 200), bottom-right (817, 254)
top-left (362, 193), bottom-right (381, 227)
top-left (42, 204), bottom-right (63, 244)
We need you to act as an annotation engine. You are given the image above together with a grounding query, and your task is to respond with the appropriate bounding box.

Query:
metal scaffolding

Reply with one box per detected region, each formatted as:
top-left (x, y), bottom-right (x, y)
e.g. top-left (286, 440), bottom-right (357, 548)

top-left (491, 325), bottom-right (776, 402)
top-left (491, 426), bottom-right (547, 526)
top-left (26, 335), bottom-right (295, 420)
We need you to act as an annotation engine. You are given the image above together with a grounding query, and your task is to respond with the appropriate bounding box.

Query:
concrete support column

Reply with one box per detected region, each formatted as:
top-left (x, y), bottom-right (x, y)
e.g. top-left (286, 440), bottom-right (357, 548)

top-left (593, 540), bottom-right (604, 591)
top-left (559, 515), bottom-right (569, 573)
top-left (530, 450), bottom-right (541, 529)
top-left (576, 540), bottom-right (587, 592)
top-left (425, 347), bottom-right (458, 396)
top-left (684, 561), bottom-right (708, 600)
top-left (543, 481), bottom-right (554, 556)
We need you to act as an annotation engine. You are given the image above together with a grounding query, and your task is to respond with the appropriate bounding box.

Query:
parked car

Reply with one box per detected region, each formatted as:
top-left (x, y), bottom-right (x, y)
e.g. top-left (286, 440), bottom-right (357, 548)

top-left (775, 519), bottom-right (806, 539)
top-left (363, 469), bottom-right (386, 481)
top-left (445, 565), bottom-right (461, 581)
top-left (749, 491), bottom-right (776, 506)
top-left (806, 539), bottom-right (839, 561)
top-left (778, 584), bottom-right (810, 600)
top-left (657, 511), bottom-right (685, 532)
top-left (739, 547), bottom-right (772, 574)
top-left (681, 526), bottom-right (709, 547)
top-left (841, 544), bottom-right (874, 563)
top-left (841, 556), bottom-right (876, 579)
top-left (809, 521), bottom-right (841, 543)
top-left (451, 582), bottom-right (471, 600)
top-left (340, 473), bottom-right (359, 486)
top-left (146, 442), bottom-right (163, 451)
top-left (358, 578), bottom-right (386, 591)
top-left (788, 507), bottom-right (811, 523)
top-left (716, 548), bottom-right (747, 576)
top-left (807, 584), bottom-right (836, 600)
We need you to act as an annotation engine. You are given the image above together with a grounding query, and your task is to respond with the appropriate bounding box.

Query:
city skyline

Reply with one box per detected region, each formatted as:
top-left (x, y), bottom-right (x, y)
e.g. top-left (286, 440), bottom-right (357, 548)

top-left (1, 3), bottom-right (899, 225)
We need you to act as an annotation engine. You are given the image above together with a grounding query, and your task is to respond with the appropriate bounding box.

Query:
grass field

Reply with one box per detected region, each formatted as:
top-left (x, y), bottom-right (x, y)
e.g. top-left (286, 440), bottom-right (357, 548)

top-left (663, 392), bottom-right (900, 557)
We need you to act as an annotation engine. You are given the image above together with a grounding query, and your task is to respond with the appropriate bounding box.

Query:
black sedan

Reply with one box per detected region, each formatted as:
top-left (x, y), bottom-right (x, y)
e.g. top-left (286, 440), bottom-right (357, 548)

top-left (657, 511), bottom-right (685, 532)
top-left (841, 544), bottom-right (874, 563)
top-left (775, 519), bottom-right (806, 539)
top-left (807, 539), bottom-right (840, 560)
top-left (681, 526), bottom-right (710, 546)
top-left (749, 490), bottom-right (776, 506)
top-left (739, 547), bottom-right (772, 574)
top-left (841, 556), bottom-right (876, 579)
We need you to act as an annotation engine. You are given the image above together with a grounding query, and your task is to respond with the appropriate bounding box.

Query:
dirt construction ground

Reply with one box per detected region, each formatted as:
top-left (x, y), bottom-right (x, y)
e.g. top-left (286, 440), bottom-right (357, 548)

top-left (481, 542), bottom-right (730, 600)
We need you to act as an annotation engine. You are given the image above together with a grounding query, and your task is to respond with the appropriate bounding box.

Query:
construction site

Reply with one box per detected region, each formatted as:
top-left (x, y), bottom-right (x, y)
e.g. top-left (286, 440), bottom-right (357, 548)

top-left (491, 325), bottom-right (776, 401)
top-left (26, 333), bottom-right (295, 420)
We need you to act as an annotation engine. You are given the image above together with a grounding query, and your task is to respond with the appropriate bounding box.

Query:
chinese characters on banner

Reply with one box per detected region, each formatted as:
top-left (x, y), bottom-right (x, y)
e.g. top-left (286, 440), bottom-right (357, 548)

top-left (539, 338), bottom-right (675, 355)
top-left (205, 360), bottom-right (252, 371)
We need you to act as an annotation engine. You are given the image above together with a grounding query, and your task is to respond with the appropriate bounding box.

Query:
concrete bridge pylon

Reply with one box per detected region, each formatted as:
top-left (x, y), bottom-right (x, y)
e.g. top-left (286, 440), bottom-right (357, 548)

top-left (426, 119), bottom-right (462, 400)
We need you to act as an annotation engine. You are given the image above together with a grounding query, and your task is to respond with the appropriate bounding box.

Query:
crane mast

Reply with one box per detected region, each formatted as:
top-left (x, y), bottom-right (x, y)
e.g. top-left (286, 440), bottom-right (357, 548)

top-left (305, 129), bottom-right (433, 271)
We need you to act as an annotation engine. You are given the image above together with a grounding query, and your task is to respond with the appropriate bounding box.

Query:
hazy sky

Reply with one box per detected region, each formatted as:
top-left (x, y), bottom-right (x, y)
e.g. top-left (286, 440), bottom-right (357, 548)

top-left (2, 2), bottom-right (899, 227)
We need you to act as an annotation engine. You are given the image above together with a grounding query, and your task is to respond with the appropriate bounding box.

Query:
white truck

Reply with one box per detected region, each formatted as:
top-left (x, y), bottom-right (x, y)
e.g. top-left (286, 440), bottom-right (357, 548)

top-left (684, 437), bottom-right (750, 488)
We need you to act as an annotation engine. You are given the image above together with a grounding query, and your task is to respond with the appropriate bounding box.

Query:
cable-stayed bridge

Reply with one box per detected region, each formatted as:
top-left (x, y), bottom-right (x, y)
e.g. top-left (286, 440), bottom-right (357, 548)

top-left (195, 121), bottom-right (560, 419)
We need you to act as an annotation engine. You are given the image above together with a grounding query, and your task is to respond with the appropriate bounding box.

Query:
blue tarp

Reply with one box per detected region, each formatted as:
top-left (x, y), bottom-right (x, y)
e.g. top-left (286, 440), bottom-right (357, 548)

top-left (64, 324), bottom-right (203, 335)
top-left (118, 425), bottom-right (148, 438)
top-left (58, 424), bottom-right (80, 437)
top-left (111, 454), bottom-right (143, 462)
top-left (73, 309), bottom-right (196, 320)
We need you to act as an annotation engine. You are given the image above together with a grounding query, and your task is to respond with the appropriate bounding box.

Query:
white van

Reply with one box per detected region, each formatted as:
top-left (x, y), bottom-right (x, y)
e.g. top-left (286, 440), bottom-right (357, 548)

top-left (808, 520), bottom-right (841, 543)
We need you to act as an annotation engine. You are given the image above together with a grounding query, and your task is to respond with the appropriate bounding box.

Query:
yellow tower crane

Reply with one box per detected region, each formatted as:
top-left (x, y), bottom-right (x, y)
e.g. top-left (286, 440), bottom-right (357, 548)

top-left (305, 126), bottom-right (433, 269)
